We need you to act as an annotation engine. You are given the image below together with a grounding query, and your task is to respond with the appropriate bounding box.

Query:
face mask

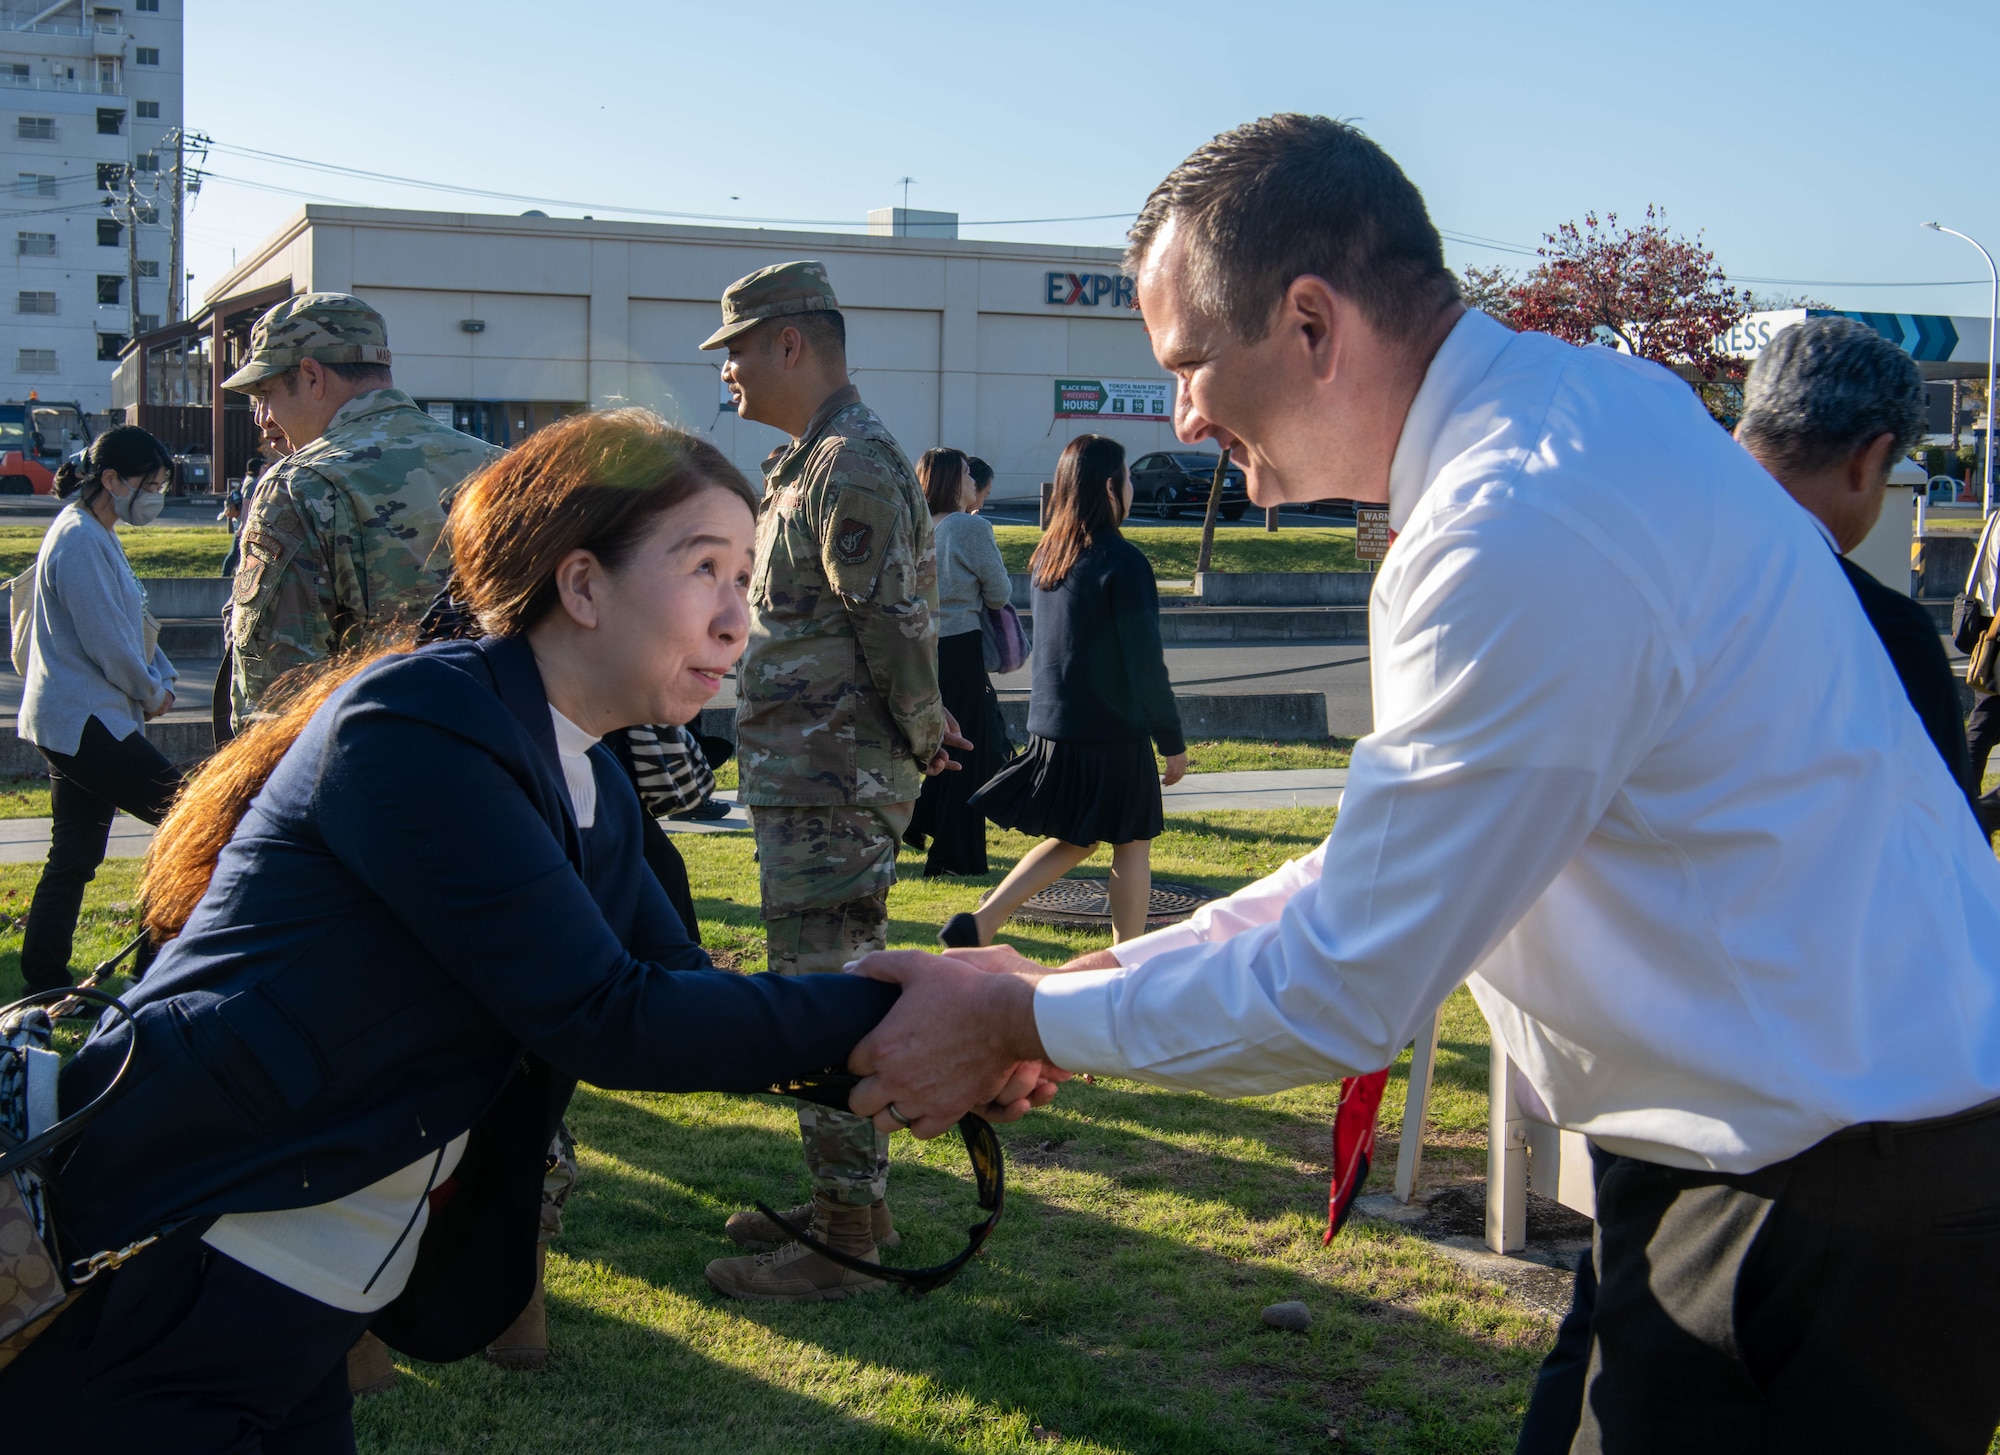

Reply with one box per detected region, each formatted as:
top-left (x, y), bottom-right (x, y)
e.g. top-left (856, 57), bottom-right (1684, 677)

top-left (106, 478), bottom-right (164, 527)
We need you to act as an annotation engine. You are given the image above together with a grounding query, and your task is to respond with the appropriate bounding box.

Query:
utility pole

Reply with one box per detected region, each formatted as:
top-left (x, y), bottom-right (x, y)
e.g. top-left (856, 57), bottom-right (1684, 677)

top-left (123, 168), bottom-right (141, 345)
top-left (167, 128), bottom-right (184, 322)
top-left (164, 129), bottom-right (207, 323)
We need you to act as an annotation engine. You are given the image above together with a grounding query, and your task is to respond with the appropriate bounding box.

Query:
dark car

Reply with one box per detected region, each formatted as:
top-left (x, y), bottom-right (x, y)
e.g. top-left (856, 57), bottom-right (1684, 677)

top-left (1130, 450), bottom-right (1249, 521)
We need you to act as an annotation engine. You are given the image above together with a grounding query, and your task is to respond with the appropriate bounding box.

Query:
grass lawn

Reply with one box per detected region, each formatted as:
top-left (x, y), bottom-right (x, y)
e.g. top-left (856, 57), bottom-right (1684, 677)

top-left (702, 743), bottom-right (1352, 798)
top-left (0, 814), bottom-right (1539, 1454)
top-left (995, 527), bottom-right (1362, 586)
top-left (1182, 739), bottom-right (1353, 773)
top-left (0, 775), bottom-right (50, 818)
top-left (0, 524), bottom-right (234, 579)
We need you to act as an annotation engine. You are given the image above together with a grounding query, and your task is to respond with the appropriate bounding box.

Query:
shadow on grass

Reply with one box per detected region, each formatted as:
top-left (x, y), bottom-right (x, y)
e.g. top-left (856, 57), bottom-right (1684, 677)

top-left (509, 1085), bottom-right (1539, 1455)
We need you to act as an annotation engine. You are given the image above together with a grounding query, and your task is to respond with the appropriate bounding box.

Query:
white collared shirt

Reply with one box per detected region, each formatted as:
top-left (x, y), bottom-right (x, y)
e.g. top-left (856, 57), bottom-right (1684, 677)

top-left (550, 705), bottom-right (600, 829)
top-left (1035, 309), bottom-right (2000, 1174)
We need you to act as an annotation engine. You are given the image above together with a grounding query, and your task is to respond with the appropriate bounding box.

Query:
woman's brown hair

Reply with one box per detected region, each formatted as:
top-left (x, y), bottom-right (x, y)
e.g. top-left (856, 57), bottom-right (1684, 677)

top-left (142, 409), bottom-right (757, 942)
top-left (917, 447), bottom-right (969, 517)
top-left (1029, 434), bottom-right (1127, 590)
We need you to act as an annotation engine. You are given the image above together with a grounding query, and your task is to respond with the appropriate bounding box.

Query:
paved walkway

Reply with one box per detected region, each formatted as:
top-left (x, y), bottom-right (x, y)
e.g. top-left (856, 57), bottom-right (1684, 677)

top-left (0, 768), bottom-right (1350, 862)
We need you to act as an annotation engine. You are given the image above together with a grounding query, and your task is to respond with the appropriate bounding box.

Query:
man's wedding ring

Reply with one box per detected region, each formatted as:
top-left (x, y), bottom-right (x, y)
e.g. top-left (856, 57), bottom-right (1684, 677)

top-left (886, 1102), bottom-right (914, 1127)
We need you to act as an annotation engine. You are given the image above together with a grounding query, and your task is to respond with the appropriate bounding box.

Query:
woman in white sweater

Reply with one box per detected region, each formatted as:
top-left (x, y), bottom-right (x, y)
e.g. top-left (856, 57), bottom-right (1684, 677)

top-left (18, 425), bottom-right (182, 991)
top-left (906, 447), bottom-right (1011, 876)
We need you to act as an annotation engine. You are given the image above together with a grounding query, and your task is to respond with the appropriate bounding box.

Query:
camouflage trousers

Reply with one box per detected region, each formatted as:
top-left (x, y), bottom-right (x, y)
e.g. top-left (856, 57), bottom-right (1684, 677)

top-left (754, 802), bottom-right (913, 1206)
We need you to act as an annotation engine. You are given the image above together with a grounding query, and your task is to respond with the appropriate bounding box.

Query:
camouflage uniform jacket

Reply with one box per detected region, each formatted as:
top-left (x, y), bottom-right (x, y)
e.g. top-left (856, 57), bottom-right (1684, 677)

top-left (230, 388), bottom-right (500, 722)
top-left (739, 384), bottom-right (944, 807)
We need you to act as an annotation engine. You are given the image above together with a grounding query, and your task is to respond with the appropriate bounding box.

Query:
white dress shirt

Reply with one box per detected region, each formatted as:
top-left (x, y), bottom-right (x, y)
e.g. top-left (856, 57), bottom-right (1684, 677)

top-left (1035, 309), bottom-right (2000, 1174)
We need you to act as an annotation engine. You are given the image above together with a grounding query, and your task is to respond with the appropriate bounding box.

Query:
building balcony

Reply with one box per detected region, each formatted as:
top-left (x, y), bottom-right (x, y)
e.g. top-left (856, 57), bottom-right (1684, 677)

top-left (0, 74), bottom-right (123, 96)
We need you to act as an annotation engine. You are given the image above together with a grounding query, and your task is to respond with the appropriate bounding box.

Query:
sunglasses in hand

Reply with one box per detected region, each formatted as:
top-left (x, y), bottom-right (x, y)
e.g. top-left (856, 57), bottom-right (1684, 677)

top-left (763, 1073), bottom-right (1004, 1296)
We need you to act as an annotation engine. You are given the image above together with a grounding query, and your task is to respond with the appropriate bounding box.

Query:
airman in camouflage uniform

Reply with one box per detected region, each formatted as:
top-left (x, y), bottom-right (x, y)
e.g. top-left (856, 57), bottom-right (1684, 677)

top-left (220, 293), bottom-right (500, 726)
top-left (699, 262), bottom-right (946, 1301)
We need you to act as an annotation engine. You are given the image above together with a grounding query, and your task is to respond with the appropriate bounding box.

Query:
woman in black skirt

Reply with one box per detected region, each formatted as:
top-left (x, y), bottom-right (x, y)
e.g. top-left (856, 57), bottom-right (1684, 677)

top-left (942, 434), bottom-right (1186, 946)
top-left (906, 447), bottom-right (1012, 874)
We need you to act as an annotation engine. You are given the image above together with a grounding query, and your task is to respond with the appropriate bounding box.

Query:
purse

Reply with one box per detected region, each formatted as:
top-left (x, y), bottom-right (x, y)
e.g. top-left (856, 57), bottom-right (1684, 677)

top-left (0, 987), bottom-right (142, 1372)
top-left (5, 562), bottom-right (34, 677)
top-left (1954, 593), bottom-right (1990, 656)
top-left (979, 603), bottom-right (1029, 675)
top-left (1971, 608), bottom-right (2000, 697)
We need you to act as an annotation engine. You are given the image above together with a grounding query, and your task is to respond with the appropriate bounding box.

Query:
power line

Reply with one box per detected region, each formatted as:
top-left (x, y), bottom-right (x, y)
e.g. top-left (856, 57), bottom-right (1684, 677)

top-left (190, 136), bottom-right (2000, 292)
top-left (202, 140), bottom-right (1134, 228)
top-left (1733, 275), bottom-right (1989, 289)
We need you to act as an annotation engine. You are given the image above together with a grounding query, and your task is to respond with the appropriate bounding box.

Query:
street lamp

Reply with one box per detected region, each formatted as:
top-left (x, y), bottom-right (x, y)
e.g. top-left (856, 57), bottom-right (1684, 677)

top-left (1925, 221), bottom-right (1999, 516)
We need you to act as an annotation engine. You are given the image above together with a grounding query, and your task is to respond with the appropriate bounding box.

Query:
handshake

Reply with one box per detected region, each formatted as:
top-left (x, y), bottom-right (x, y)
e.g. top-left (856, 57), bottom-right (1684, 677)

top-left (840, 943), bottom-right (1118, 1136)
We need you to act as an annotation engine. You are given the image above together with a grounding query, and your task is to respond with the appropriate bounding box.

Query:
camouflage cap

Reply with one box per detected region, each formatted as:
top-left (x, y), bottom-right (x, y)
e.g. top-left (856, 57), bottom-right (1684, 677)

top-left (220, 292), bottom-right (393, 391)
top-left (699, 260), bottom-right (839, 350)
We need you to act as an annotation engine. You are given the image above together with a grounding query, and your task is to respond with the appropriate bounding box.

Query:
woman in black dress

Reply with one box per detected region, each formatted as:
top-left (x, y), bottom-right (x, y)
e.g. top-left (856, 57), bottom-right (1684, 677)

top-left (906, 447), bottom-right (1012, 875)
top-left (943, 434), bottom-right (1185, 946)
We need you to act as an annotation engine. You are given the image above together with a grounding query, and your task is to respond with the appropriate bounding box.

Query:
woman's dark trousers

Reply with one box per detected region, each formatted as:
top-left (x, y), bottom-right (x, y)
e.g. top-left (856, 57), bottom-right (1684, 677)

top-left (1, 1228), bottom-right (373, 1454)
top-left (21, 715), bottom-right (181, 991)
top-left (908, 629), bottom-right (1008, 877)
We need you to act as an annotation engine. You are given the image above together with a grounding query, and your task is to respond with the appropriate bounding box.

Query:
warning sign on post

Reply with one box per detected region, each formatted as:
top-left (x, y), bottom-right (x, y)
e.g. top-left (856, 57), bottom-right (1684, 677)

top-left (1355, 507), bottom-right (1391, 562)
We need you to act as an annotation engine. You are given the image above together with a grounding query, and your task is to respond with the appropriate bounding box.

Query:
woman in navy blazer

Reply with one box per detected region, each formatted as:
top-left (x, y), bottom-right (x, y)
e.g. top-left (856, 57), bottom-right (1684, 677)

top-left (5, 412), bottom-right (1032, 1452)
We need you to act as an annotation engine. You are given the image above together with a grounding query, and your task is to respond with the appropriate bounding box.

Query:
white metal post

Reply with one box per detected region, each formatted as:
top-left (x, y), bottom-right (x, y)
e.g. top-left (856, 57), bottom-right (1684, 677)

top-left (1391, 1009), bottom-right (1444, 1204)
top-left (1926, 223), bottom-right (2000, 517)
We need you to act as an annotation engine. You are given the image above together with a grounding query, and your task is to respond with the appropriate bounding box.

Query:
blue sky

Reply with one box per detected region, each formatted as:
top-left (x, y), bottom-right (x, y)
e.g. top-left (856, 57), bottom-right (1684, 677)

top-left (185, 0), bottom-right (2000, 320)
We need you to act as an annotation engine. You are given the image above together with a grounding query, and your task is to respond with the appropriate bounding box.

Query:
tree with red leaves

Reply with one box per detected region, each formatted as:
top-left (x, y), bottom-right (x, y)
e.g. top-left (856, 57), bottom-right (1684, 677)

top-left (1503, 206), bottom-right (1746, 381)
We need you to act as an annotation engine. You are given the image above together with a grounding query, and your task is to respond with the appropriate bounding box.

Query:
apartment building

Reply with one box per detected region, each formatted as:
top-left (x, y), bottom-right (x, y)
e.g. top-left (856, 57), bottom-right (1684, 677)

top-left (2, 0), bottom-right (181, 415)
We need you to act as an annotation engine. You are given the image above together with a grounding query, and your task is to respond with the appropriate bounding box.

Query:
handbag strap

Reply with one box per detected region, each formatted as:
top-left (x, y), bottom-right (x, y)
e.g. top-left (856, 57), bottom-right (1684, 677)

top-left (0, 988), bottom-right (137, 1179)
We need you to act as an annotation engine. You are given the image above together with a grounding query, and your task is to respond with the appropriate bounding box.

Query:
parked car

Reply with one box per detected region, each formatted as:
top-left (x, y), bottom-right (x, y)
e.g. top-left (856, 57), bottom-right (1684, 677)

top-left (1130, 450), bottom-right (1249, 521)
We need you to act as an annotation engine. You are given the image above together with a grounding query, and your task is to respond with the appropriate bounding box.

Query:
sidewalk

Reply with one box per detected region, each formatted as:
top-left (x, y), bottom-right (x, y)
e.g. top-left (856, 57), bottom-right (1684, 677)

top-left (0, 769), bottom-right (1350, 862)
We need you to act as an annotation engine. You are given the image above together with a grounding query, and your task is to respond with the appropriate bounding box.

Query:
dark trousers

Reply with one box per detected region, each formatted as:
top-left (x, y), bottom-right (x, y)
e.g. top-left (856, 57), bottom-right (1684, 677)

top-left (907, 629), bottom-right (1007, 877)
top-left (2, 1234), bottom-right (374, 1454)
top-left (1517, 1107), bottom-right (2000, 1453)
top-left (21, 715), bottom-right (181, 991)
top-left (1969, 692), bottom-right (2000, 827)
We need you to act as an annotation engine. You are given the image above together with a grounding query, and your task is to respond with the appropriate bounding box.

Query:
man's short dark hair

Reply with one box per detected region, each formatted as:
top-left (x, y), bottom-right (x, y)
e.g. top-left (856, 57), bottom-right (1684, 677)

top-left (1738, 317), bottom-right (1928, 477)
top-left (1127, 113), bottom-right (1458, 345)
top-left (758, 309), bottom-right (846, 359)
top-left (323, 360), bottom-right (393, 388)
top-left (966, 456), bottom-right (993, 491)
top-left (268, 361), bottom-right (393, 393)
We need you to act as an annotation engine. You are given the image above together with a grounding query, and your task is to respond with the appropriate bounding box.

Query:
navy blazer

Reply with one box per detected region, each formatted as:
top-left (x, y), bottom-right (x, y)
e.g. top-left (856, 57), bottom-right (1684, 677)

top-left (1026, 534), bottom-right (1185, 754)
top-left (57, 635), bottom-right (896, 1254)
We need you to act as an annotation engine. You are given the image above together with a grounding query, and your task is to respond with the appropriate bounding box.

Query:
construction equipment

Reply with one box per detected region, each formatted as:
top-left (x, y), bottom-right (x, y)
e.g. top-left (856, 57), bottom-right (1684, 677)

top-left (0, 397), bottom-right (93, 496)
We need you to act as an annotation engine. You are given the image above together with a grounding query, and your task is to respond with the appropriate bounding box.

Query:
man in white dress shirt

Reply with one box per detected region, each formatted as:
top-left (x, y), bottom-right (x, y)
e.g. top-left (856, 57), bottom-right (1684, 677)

top-left (845, 115), bottom-right (2000, 1449)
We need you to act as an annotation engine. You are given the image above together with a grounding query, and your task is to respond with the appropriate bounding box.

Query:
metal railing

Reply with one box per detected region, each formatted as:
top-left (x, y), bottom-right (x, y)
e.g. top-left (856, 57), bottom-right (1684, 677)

top-left (0, 18), bottom-right (122, 36)
top-left (0, 74), bottom-right (123, 94)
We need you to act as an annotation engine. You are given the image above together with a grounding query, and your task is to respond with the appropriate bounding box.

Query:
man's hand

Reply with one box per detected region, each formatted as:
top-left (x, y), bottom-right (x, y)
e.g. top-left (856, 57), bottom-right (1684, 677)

top-left (1161, 751), bottom-right (1189, 787)
top-left (922, 705), bottom-right (975, 777)
top-left (146, 691), bottom-right (175, 722)
top-left (847, 949), bottom-right (1060, 1136)
top-left (942, 943), bottom-right (1118, 976)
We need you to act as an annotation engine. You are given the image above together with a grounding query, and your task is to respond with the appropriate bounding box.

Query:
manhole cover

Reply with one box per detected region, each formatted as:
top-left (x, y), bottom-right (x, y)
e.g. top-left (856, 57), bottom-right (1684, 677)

top-left (1004, 875), bottom-right (1217, 929)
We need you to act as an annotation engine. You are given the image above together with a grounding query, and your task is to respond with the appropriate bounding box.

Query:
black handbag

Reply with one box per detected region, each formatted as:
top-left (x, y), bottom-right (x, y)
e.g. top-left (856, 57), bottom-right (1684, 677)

top-left (0, 988), bottom-right (140, 1369)
top-left (1953, 593), bottom-right (1989, 656)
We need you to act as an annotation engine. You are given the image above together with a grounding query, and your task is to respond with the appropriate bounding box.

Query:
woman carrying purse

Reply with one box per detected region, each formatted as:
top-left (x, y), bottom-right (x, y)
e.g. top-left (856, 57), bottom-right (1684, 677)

top-left (906, 447), bottom-right (1012, 876)
top-left (17, 426), bottom-right (182, 993)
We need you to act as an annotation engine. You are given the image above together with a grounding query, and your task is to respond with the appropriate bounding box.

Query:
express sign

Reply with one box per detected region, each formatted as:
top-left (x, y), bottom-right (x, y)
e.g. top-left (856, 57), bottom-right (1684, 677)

top-left (1045, 271), bottom-right (1136, 308)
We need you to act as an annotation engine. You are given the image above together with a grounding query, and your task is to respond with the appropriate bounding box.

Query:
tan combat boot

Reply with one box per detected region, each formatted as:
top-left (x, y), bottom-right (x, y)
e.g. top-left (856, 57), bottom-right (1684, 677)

top-left (723, 1198), bottom-right (898, 1252)
top-left (484, 1243), bottom-right (549, 1371)
top-left (705, 1194), bottom-right (888, 1302)
top-left (346, 1331), bottom-right (399, 1398)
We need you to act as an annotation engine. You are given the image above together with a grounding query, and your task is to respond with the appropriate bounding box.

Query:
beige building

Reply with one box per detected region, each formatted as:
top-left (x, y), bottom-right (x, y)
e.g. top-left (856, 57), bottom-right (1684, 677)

top-left (131, 204), bottom-right (1178, 499)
